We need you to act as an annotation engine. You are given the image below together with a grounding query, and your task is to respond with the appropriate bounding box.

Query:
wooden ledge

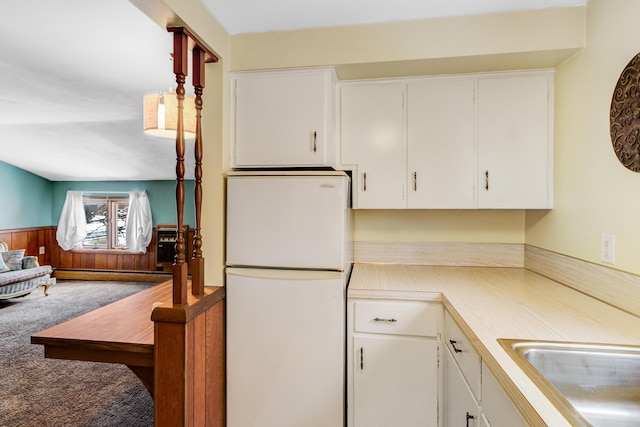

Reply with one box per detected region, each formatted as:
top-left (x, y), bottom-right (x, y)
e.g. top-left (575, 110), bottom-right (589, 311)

top-left (151, 283), bottom-right (225, 324)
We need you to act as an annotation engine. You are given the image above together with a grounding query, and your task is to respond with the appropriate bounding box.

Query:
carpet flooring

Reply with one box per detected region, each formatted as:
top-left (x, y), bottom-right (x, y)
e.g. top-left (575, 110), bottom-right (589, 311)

top-left (0, 280), bottom-right (157, 427)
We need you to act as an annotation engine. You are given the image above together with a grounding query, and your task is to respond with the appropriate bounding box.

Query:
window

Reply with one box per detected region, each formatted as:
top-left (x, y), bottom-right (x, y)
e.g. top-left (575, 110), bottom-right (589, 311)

top-left (83, 197), bottom-right (128, 249)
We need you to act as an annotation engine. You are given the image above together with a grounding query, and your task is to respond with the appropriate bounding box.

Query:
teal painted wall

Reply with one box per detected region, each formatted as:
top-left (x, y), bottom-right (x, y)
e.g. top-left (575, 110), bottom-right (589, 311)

top-left (0, 160), bottom-right (195, 230)
top-left (52, 181), bottom-right (196, 227)
top-left (0, 161), bottom-right (53, 229)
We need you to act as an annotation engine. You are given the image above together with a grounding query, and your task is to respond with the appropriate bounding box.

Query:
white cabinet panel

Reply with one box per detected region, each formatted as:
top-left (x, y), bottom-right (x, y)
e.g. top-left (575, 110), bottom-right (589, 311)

top-left (353, 336), bottom-right (439, 427)
top-left (444, 346), bottom-right (480, 427)
top-left (481, 362), bottom-right (527, 427)
top-left (477, 73), bottom-right (552, 208)
top-left (341, 83), bottom-right (406, 208)
top-left (348, 299), bottom-right (441, 427)
top-left (339, 70), bottom-right (553, 210)
top-left (445, 311), bottom-right (482, 401)
top-left (408, 78), bottom-right (475, 208)
top-left (354, 300), bottom-right (440, 337)
top-left (232, 68), bottom-right (334, 168)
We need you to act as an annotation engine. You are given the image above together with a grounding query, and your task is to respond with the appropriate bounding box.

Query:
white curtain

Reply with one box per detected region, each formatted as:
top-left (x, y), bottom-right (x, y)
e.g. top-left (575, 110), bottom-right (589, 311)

top-left (126, 191), bottom-right (153, 254)
top-left (56, 191), bottom-right (87, 251)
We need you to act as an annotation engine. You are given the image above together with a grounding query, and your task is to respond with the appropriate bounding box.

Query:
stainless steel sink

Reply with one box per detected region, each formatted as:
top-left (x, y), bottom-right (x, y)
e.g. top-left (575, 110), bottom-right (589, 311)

top-left (499, 339), bottom-right (640, 427)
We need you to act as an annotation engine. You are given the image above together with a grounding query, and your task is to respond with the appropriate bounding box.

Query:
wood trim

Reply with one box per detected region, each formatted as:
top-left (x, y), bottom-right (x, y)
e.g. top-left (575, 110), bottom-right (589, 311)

top-left (354, 241), bottom-right (524, 267)
top-left (152, 286), bottom-right (225, 323)
top-left (525, 245), bottom-right (640, 317)
top-left (53, 269), bottom-right (171, 283)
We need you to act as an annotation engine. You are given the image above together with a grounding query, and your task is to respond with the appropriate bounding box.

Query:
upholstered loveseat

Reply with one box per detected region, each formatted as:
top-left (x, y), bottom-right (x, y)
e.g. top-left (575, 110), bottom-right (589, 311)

top-left (0, 242), bottom-right (54, 300)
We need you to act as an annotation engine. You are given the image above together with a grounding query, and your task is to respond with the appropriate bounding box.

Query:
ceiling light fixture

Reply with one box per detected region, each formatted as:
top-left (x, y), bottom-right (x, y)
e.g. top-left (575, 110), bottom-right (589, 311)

top-left (143, 91), bottom-right (196, 139)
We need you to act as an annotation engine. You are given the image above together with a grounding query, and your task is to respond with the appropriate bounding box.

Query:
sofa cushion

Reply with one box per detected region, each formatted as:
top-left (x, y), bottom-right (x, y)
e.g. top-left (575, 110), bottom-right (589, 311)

top-left (22, 256), bottom-right (40, 269)
top-left (0, 266), bottom-right (53, 287)
top-left (0, 255), bottom-right (9, 273)
top-left (1, 250), bottom-right (25, 271)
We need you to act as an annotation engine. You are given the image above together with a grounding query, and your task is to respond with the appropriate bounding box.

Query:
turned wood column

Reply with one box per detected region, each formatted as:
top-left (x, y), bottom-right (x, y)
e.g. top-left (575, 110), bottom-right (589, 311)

top-left (191, 46), bottom-right (205, 296)
top-left (172, 29), bottom-right (189, 305)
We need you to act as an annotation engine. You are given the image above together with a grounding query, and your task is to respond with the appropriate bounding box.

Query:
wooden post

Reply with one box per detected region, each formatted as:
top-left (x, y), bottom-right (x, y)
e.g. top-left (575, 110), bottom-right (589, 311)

top-left (153, 285), bottom-right (225, 427)
top-left (191, 46), bottom-right (205, 296)
top-left (172, 29), bottom-right (189, 305)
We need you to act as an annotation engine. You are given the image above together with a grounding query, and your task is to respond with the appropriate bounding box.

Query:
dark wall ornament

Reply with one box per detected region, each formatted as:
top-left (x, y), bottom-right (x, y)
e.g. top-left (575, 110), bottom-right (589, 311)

top-left (610, 52), bottom-right (640, 172)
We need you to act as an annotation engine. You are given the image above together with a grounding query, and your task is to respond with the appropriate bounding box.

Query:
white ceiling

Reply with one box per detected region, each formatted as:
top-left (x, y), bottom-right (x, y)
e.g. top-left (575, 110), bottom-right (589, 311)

top-left (0, 0), bottom-right (586, 181)
top-left (203, 0), bottom-right (586, 35)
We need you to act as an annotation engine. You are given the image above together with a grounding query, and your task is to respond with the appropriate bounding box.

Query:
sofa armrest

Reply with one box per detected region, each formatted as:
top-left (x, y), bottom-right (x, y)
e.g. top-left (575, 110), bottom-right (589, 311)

top-left (22, 256), bottom-right (40, 269)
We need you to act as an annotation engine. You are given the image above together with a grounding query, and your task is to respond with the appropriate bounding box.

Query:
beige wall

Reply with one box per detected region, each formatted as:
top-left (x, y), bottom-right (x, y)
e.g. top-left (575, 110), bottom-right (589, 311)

top-left (526, 0), bottom-right (640, 276)
top-left (355, 210), bottom-right (525, 243)
top-left (230, 7), bottom-right (585, 75)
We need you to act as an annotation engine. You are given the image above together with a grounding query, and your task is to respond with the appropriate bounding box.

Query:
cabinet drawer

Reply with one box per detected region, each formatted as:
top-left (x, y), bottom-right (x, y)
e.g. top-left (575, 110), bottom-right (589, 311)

top-left (445, 310), bottom-right (482, 400)
top-left (354, 301), bottom-right (439, 337)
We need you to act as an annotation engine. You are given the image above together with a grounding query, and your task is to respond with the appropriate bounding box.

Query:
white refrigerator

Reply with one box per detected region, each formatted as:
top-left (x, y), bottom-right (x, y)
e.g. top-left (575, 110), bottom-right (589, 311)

top-left (225, 171), bottom-right (352, 427)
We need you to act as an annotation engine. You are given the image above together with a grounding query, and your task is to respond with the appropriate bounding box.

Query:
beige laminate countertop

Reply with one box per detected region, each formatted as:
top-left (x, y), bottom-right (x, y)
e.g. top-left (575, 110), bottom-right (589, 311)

top-left (348, 263), bottom-right (640, 426)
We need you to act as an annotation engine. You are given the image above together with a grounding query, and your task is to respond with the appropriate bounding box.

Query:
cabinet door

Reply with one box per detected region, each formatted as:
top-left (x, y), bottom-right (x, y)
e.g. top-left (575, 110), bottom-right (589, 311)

top-left (233, 69), bottom-right (330, 167)
top-left (444, 347), bottom-right (480, 427)
top-left (341, 84), bottom-right (406, 208)
top-left (408, 78), bottom-right (475, 208)
top-left (481, 363), bottom-right (527, 427)
top-left (353, 335), bottom-right (438, 427)
top-left (477, 74), bottom-right (551, 208)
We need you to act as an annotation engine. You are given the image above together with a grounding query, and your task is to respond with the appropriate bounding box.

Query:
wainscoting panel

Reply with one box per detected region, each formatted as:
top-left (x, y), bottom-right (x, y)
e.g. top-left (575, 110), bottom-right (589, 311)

top-left (0, 226), bottom-right (54, 266)
top-left (0, 226), bottom-right (162, 275)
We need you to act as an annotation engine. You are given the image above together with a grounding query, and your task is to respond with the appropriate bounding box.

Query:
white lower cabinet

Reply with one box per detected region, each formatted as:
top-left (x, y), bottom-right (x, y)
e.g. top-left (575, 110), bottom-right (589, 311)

top-left (481, 362), bottom-right (527, 427)
top-left (444, 346), bottom-right (480, 427)
top-left (348, 299), bottom-right (442, 427)
top-left (444, 310), bottom-right (527, 427)
top-left (353, 336), bottom-right (438, 426)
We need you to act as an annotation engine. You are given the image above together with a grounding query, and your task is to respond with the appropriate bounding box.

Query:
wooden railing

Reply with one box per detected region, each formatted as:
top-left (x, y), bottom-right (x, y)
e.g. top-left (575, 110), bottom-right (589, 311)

top-left (152, 26), bottom-right (224, 427)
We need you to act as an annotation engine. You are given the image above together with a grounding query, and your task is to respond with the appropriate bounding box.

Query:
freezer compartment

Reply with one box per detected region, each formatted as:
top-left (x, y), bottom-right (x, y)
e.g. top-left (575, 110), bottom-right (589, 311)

top-left (226, 173), bottom-right (351, 271)
top-left (226, 268), bottom-right (346, 427)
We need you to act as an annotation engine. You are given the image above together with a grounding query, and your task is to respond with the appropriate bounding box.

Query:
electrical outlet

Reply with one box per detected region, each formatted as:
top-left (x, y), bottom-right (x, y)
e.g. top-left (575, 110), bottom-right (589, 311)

top-left (39, 246), bottom-right (45, 255)
top-left (601, 234), bottom-right (615, 264)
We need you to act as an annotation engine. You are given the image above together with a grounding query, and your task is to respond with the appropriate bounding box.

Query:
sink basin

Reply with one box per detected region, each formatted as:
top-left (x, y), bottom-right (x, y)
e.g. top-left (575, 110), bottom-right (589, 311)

top-left (499, 339), bottom-right (640, 427)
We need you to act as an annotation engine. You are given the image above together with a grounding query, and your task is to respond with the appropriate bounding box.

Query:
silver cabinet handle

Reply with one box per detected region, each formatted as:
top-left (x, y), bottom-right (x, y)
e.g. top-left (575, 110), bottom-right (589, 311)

top-left (449, 339), bottom-right (463, 353)
top-left (484, 170), bottom-right (489, 191)
top-left (373, 317), bottom-right (397, 323)
top-left (413, 171), bottom-right (417, 191)
top-left (363, 172), bottom-right (367, 192)
top-left (312, 131), bottom-right (317, 153)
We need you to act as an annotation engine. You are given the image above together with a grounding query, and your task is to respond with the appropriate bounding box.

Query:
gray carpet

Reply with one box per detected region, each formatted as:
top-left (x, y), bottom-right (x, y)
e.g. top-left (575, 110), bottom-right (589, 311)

top-left (0, 280), bottom-right (157, 427)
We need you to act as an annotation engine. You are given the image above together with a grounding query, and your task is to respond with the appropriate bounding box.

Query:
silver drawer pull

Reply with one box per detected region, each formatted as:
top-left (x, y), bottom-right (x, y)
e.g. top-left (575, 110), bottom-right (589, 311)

top-left (373, 317), bottom-right (397, 323)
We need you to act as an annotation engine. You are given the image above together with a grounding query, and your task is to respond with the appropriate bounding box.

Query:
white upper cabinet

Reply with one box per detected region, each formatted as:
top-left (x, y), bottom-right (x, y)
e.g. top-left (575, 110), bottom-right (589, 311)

top-left (477, 73), bottom-right (553, 209)
top-left (339, 70), bottom-right (553, 209)
top-left (231, 67), bottom-right (336, 168)
top-left (408, 78), bottom-right (475, 209)
top-left (341, 83), bottom-right (406, 208)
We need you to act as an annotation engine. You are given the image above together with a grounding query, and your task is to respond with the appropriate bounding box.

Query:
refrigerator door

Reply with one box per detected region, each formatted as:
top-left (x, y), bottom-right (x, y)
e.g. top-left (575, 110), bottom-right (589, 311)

top-left (226, 268), bottom-right (346, 427)
top-left (226, 173), bottom-right (350, 270)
